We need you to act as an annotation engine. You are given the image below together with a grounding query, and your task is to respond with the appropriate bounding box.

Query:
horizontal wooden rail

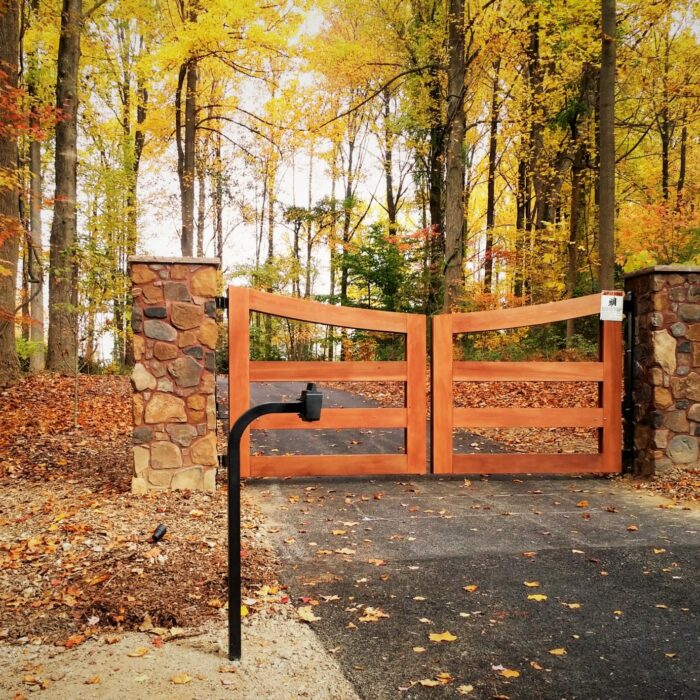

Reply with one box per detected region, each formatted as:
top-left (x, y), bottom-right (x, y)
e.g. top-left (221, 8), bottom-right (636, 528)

top-left (254, 408), bottom-right (407, 430)
top-left (453, 407), bottom-right (604, 428)
top-left (450, 294), bottom-right (601, 333)
top-left (250, 454), bottom-right (410, 477)
top-left (453, 361), bottom-right (604, 382)
top-left (250, 361), bottom-right (407, 382)
top-left (247, 289), bottom-right (408, 333)
top-left (452, 453), bottom-right (612, 473)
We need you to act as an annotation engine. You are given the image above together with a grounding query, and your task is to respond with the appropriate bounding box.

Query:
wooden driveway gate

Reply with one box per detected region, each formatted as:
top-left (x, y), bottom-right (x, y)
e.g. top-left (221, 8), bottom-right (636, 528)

top-left (228, 287), bottom-right (427, 478)
top-left (431, 294), bottom-right (622, 475)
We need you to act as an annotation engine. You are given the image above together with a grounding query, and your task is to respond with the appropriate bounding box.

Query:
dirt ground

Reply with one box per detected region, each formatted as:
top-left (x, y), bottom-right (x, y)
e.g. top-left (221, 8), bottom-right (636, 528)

top-left (0, 615), bottom-right (358, 699)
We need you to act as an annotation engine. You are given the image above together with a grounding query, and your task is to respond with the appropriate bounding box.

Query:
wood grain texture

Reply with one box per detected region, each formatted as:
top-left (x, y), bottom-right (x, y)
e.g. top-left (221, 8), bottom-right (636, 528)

top-left (247, 288), bottom-right (408, 332)
top-left (250, 454), bottom-right (411, 477)
top-left (601, 320), bottom-right (623, 472)
top-left (431, 314), bottom-right (453, 473)
top-left (229, 286), bottom-right (251, 477)
top-left (453, 361), bottom-right (604, 382)
top-left (406, 314), bottom-right (427, 473)
top-left (254, 408), bottom-right (407, 430)
top-left (451, 453), bottom-right (612, 473)
top-left (453, 407), bottom-right (604, 428)
top-left (450, 294), bottom-right (601, 333)
top-left (250, 361), bottom-right (407, 381)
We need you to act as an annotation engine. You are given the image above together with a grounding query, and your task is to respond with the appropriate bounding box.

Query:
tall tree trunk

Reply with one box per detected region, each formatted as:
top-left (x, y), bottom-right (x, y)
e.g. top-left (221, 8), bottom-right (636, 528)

top-left (47, 0), bottom-right (81, 374)
top-left (598, 0), bottom-right (616, 290)
top-left (426, 70), bottom-right (444, 315)
top-left (213, 129), bottom-right (223, 257)
top-left (26, 0), bottom-right (44, 371)
top-left (196, 135), bottom-right (205, 256)
top-left (676, 113), bottom-right (687, 207)
top-left (443, 0), bottom-right (466, 311)
top-left (340, 135), bottom-right (355, 306)
top-left (176, 57), bottom-right (197, 257)
top-left (566, 145), bottom-right (586, 342)
top-left (382, 89), bottom-right (397, 234)
top-left (484, 58), bottom-right (500, 295)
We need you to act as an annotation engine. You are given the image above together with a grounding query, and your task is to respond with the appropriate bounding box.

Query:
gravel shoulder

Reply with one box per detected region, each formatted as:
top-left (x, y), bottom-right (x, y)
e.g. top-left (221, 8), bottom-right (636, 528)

top-left (0, 616), bottom-right (359, 699)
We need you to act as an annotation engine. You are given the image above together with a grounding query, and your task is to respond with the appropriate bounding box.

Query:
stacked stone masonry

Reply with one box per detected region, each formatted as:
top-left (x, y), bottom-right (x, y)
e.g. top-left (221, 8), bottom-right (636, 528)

top-left (129, 256), bottom-right (220, 493)
top-left (625, 266), bottom-right (700, 475)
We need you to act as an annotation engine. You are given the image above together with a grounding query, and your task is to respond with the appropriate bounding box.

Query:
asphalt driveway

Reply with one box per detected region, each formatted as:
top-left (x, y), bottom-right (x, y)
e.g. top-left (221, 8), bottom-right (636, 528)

top-left (249, 476), bottom-right (699, 700)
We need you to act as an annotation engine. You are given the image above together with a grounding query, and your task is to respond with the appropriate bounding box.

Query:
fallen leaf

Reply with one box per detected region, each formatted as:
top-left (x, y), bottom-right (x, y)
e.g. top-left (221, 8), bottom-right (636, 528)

top-left (417, 679), bottom-right (441, 687)
top-left (171, 673), bottom-right (192, 685)
top-left (413, 646), bottom-right (426, 653)
top-left (332, 530), bottom-right (347, 536)
top-left (63, 634), bottom-right (86, 649)
top-left (84, 676), bottom-right (101, 685)
top-left (359, 607), bottom-right (390, 622)
top-left (563, 602), bottom-right (581, 609)
top-left (127, 647), bottom-right (150, 658)
top-left (613, 610), bottom-right (623, 616)
top-left (219, 665), bottom-right (237, 673)
top-left (429, 631), bottom-right (457, 642)
top-left (528, 594), bottom-right (547, 602)
top-left (576, 500), bottom-right (589, 508)
top-left (522, 551), bottom-right (537, 558)
top-left (524, 581), bottom-right (540, 588)
top-left (627, 524), bottom-right (639, 532)
top-left (665, 652), bottom-right (677, 658)
top-left (530, 661), bottom-right (543, 670)
top-left (297, 606), bottom-right (321, 622)
top-left (653, 548), bottom-right (666, 554)
top-left (499, 668), bottom-right (520, 678)
top-left (463, 584), bottom-right (478, 593)
top-left (457, 684), bottom-right (474, 694)
top-left (549, 648), bottom-right (567, 656)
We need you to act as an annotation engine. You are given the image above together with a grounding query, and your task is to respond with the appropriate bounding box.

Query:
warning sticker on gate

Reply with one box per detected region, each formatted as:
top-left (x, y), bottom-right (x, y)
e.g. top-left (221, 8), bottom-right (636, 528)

top-left (600, 290), bottom-right (624, 321)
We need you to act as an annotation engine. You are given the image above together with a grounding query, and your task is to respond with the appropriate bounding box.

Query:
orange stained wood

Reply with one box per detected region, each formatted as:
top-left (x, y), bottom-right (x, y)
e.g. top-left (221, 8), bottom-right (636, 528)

top-left (453, 361), bottom-right (604, 382)
top-left (431, 314), bottom-right (454, 474)
top-left (451, 453), bottom-right (613, 473)
top-left (406, 314), bottom-right (428, 471)
top-left (247, 288), bottom-right (408, 333)
top-left (229, 286), bottom-right (427, 478)
top-left (250, 454), bottom-right (411, 477)
top-left (453, 407), bottom-right (604, 429)
top-left (255, 407), bottom-right (406, 430)
top-left (450, 293), bottom-right (601, 333)
top-left (600, 320), bottom-right (623, 472)
top-left (250, 361), bottom-right (407, 382)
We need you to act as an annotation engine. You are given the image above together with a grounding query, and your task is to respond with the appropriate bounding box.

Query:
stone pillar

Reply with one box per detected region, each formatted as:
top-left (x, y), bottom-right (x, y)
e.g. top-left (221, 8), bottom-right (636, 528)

top-left (128, 256), bottom-right (221, 493)
top-left (625, 265), bottom-right (700, 475)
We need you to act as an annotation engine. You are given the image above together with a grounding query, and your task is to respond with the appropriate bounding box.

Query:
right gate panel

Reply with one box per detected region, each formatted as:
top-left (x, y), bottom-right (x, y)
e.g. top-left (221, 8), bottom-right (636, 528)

top-left (431, 294), bottom-right (622, 474)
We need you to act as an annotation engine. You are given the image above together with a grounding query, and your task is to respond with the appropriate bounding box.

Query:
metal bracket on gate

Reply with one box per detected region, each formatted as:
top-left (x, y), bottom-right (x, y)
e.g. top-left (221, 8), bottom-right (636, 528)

top-left (216, 296), bottom-right (228, 312)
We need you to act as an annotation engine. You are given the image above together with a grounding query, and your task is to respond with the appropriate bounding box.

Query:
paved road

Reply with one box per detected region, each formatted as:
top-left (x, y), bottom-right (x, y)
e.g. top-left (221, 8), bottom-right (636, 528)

top-left (216, 377), bottom-right (507, 458)
top-left (251, 477), bottom-right (699, 700)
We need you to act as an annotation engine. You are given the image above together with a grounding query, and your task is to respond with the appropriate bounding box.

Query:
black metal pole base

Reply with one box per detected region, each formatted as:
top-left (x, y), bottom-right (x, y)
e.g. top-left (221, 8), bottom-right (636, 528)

top-left (227, 383), bottom-right (322, 660)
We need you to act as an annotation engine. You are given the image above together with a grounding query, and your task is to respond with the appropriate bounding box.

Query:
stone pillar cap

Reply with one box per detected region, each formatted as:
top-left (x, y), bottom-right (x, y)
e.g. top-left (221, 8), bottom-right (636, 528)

top-left (128, 255), bottom-right (220, 266)
top-left (624, 264), bottom-right (700, 279)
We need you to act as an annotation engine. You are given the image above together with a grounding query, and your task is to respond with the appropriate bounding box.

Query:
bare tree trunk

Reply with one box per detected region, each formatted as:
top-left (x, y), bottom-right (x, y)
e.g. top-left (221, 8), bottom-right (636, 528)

top-left (176, 52), bottom-right (197, 257)
top-left (443, 0), bottom-right (466, 311)
top-left (26, 0), bottom-right (45, 371)
top-left (676, 113), bottom-right (687, 207)
top-left (598, 0), bottom-right (616, 290)
top-left (382, 89), bottom-right (397, 234)
top-left (426, 70), bottom-right (445, 316)
top-left (213, 129), bottom-right (223, 257)
top-left (196, 135), bottom-right (205, 256)
top-left (47, 0), bottom-right (81, 374)
top-left (484, 58), bottom-right (500, 295)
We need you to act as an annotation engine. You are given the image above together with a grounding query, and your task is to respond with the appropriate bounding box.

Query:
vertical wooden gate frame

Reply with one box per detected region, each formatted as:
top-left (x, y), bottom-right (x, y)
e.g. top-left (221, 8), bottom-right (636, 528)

top-left (229, 287), bottom-right (427, 477)
top-left (432, 294), bottom-right (622, 474)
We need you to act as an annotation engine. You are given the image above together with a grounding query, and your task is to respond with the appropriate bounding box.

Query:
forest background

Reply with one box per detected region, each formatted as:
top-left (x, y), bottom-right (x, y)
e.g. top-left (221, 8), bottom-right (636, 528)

top-left (0, 0), bottom-right (698, 386)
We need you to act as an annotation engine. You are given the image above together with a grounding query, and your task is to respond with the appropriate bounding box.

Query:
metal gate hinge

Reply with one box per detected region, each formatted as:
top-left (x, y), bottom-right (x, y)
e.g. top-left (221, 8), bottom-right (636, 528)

top-left (216, 296), bottom-right (228, 311)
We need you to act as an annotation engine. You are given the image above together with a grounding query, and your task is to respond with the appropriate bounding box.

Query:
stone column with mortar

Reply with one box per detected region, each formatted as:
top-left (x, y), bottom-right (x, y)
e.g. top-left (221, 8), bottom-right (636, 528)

top-left (128, 256), bottom-right (220, 493)
top-left (625, 265), bottom-right (700, 475)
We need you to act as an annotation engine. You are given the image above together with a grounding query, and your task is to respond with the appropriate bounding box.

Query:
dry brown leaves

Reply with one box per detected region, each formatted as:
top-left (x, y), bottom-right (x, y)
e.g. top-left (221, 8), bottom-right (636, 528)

top-left (0, 374), bottom-right (278, 644)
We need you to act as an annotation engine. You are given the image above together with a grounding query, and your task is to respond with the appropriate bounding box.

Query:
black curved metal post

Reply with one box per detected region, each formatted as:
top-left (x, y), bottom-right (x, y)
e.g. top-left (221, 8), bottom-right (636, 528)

top-left (228, 383), bottom-right (322, 660)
